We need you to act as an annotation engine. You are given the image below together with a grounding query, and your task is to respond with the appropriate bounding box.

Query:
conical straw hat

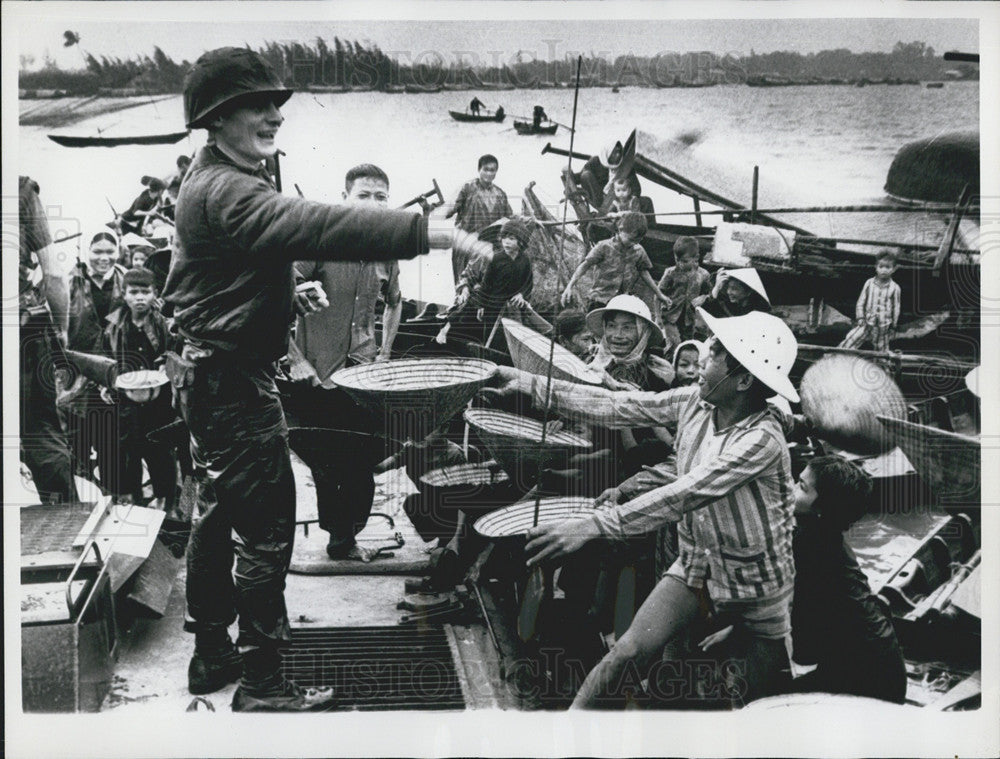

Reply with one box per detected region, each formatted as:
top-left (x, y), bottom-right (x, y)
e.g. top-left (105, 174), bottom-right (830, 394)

top-left (503, 319), bottom-right (602, 385)
top-left (463, 408), bottom-right (590, 485)
top-left (474, 496), bottom-right (597, 539)
top-left (333, 357), bottom-right (497, 441)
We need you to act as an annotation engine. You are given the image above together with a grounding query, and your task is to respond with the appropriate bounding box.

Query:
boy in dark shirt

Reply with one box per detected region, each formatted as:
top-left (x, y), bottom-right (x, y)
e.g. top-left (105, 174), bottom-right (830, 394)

top-left (790, 455), bottom-right (907, 703)
top-left (103, 267), bottom-right (177, 507)
top-left (435, 216), bottom-right (534, 345)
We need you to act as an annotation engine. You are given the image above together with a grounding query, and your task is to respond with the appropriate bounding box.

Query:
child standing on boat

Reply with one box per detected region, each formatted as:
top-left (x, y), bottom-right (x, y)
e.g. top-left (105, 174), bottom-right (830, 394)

top-left (657, 236), bottom-right (712, 350)
top-left (102, 266), bottom-right (178, 508)
top-left (839, 250), bottom-right (901, 352)
top-left (561, 211), bottom-right (672, 317)
top-left (435, 216), bottom-right (534, 345)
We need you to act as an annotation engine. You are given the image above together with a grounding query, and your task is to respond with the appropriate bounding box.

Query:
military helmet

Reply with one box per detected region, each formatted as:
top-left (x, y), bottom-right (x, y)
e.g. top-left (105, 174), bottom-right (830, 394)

top-left (183, 47), bottom-right (293, 129)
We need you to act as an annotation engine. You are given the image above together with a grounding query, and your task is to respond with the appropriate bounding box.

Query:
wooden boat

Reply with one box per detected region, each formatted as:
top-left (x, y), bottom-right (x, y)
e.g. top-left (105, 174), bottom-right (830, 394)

top-left (546, 130), bottom-right (979, 328)
top-left (47, 130), bottom-right (189, 148)
top-left (449, 109), bottom-right (505, 123)
top-left (878, 415), bottom-right (980, 507)
top-left (514, 120), bottom-right (558, 136)
top-left (926, 82), bottom-right (945, 89)
top-left (405, 84), bottom-right (443, 94)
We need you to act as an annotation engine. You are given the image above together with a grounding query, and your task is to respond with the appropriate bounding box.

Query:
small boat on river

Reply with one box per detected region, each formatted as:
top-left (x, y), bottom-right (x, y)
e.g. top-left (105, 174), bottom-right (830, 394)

top-left (449, 109), bottom-right (505, 123)
top-left (47, 130), bottom-right (189, 148)
top-left (513, 119), bottom-right (558, 135)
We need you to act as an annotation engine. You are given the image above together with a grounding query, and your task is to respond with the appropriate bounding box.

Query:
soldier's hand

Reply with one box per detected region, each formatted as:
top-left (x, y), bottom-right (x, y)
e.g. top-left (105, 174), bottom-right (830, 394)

top-left (289, 359), bottom-right (320, 385)
top-left (295, 282), bottom-right (329, 315)
top-left (428, 226), bottom-right (454, 250)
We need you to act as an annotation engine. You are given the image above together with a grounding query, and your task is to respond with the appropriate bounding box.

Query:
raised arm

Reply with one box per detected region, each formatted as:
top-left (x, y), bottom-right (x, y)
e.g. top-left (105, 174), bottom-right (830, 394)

top-left (504, 367), bottom-right (697, 429)
top-left (204, 170), bottom-right (431, 263)
top-left (592, 427), bottom-right (784, 538)
top-left (561, 256), bottom-right (596, 306)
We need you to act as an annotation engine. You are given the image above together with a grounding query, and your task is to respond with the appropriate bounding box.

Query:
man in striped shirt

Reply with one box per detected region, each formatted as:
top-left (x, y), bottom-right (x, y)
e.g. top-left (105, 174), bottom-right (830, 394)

top-left (839, 250), bottom-right (901, 352)
top-left (495, 309), bottom-right (800, 708)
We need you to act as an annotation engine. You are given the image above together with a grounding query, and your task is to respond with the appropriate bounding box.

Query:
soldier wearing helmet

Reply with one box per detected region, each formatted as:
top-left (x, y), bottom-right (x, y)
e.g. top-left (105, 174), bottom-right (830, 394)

top-left (162, 47), bottom-right (449, 712)
top-left (561, 209), bottom-right (672, 317)
top-left (492, 309), bottom-right (801, 709)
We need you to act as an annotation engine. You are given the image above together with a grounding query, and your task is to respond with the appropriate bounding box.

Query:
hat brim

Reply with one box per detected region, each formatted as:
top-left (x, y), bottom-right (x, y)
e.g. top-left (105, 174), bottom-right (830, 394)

top-left (698, 308), bottom-right (799, 403)
top-left (187, 88), bottom-right (294, 129)
top-left (586, 305), bottom-right (665, 348)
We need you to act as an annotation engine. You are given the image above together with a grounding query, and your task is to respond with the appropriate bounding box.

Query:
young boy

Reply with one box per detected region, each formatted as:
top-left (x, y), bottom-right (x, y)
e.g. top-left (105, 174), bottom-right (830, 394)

top-left (435, 216), bottom-right (534, 345)
top-left (446, 154), bottom-right (514, 280)
top-left (103, 266), bottom-right (177, 507)
top-left (561, 211), bottom-right (672, 315)
top-left (839, 250), bottom-right (901, 352)
top-left (790, 455), bottom-right (907, 703)
top-left (657, 237), bottom-right (712, 349)
top-left (670, 340), bottom-right (704, 388)
top-left (555, 308), bottom-right (596, 360)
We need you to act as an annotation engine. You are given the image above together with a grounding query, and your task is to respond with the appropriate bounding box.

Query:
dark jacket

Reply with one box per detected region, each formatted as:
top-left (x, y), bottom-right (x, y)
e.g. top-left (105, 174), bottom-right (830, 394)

top-left (103, 304), bottom-right (174, 371)
top-left (69, 263), bottom-right (128, 353)
top-left (163, 145), bottom-right (428, 362)
top-left (791, 517), bottom-right (907, 703)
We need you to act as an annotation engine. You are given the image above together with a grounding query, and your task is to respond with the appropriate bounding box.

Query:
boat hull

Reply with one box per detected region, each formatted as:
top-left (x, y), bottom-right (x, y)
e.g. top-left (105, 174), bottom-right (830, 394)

top-left (513, 120), bottom-right (557, 135)
top-left (47, 131), bottom-right (189, 148)
top-left (448, 110), bottom-right (505, 123)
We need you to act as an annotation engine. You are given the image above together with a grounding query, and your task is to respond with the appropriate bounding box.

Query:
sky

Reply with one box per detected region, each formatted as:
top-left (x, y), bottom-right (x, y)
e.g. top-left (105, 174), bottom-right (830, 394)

top-left (9, 3), bottom-right (983, 71)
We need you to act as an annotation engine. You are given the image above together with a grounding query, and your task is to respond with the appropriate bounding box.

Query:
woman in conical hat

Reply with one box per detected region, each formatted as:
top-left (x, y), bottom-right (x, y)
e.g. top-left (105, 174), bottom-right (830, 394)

top-left (586, 294), bottom-right (673, 392)
top-left (696, 267), bottom-right (772, 338)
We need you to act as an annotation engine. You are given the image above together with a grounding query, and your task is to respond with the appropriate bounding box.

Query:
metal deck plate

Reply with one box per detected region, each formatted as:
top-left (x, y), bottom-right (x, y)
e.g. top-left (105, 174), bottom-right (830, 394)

top-left (280, 624), bottom-right (465, 710)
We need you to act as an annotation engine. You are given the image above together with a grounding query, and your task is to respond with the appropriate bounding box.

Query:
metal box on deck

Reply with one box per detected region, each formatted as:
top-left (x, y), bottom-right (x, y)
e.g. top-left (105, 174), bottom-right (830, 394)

top-left (20, 503), bottom-right (117, 712)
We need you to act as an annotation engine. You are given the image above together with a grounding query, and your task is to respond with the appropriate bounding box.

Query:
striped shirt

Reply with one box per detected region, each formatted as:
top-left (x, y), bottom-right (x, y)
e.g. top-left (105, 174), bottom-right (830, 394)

top-left (527, 379), bottom-right (796, 600)
top-left (856, 276), bottom-right (901, 329)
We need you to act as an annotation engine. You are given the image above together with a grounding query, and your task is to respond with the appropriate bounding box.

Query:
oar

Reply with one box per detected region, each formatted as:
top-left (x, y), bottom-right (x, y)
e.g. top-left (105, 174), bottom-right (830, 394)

top-left (518, 56), bottom-right (584, 643)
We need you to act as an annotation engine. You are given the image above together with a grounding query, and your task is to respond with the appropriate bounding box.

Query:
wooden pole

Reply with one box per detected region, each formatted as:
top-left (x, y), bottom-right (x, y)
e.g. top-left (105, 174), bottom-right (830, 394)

top-left (751, 165), bottom-right (759, 225)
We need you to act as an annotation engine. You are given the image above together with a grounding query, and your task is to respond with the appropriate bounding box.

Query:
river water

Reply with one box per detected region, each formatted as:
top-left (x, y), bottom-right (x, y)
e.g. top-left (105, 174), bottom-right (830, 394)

top-left (20, 81), bottom-right (978, 287)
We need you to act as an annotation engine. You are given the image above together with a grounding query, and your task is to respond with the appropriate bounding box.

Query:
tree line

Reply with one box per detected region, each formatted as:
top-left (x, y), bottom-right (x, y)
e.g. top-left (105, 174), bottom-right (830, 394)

top-left (19, 38), bottom-right (977, 95)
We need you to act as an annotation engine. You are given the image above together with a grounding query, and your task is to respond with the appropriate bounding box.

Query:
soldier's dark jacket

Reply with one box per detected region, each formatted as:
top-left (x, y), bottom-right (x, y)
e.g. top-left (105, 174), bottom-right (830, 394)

top-left (164, 144), bottom-right (428, 362)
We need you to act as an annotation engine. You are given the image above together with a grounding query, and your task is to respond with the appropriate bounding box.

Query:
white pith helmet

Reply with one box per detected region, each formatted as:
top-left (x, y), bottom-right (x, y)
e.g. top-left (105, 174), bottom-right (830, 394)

top-left (697, 307), bottom-right (799, 402)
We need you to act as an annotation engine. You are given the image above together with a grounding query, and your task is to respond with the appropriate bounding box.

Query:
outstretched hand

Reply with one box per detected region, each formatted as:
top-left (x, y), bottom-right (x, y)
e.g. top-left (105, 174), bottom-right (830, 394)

top-left (594, 486), bottom-right (623, 509)
top-left (525, 518), bottom-right (601, 567)
top-left (478, 366), bottom-right (528, 404)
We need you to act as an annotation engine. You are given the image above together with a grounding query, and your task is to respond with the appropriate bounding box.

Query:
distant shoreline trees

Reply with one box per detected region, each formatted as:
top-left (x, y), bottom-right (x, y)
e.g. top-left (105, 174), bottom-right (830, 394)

top-left (19, 38), bottom-right (978, 96)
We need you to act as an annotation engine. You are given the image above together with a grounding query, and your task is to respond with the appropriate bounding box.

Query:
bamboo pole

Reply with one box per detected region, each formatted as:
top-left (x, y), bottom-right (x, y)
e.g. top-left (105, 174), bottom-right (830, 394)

top-left (797, 342), bottom-right (977, 371)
